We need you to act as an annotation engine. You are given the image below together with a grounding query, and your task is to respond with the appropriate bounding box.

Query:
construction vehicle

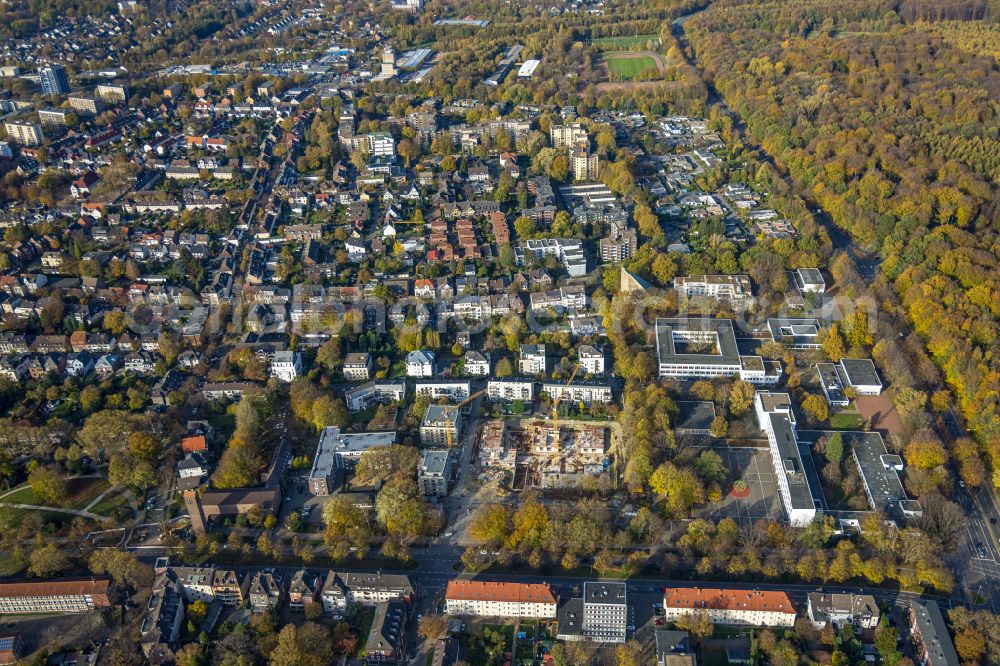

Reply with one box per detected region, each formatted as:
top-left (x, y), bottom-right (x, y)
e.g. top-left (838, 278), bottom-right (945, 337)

top-left (552, 363), bottom-right (581, 463)
top-left (444, 388), bottom-right (488, 448)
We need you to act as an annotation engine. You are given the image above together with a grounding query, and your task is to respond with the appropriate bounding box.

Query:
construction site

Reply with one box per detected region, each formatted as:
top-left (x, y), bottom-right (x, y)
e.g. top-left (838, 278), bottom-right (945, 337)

top-left (478, 418), bottom-right (611, 490)
top-left (475, 362), bottom-right (615, 490)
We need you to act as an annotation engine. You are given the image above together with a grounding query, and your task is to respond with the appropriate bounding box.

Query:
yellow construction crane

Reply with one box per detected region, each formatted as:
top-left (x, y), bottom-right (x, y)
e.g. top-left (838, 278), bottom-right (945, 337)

top-left (552, 363), bottom-right (581, 463)
top-left (444, 388), bottom-right (488, 448)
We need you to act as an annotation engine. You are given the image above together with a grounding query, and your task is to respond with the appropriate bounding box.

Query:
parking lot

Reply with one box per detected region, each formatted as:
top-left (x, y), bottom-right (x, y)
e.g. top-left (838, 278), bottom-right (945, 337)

top-left (695, 446), bottom-right (783, 525)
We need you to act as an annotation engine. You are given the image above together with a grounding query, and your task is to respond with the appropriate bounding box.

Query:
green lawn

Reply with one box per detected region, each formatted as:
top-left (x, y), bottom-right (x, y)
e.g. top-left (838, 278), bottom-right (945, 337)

top-left (64, 477), bottom-right (111, 510)
top-left (606, 54), bottom-right (659, 79)
top-left (0, 477), bottom-right (109, 510)
top-left (829, 412), bottom-right (865, 429)
top-left (515, 623), bottom-right (537, 662)
top-left (463, 624), bottom-right (514, 665)
top-left (354, 607), bottom-right (376, 659)
top-left (91, 490), bottom-right (131, 517)
top-left (702, 647), bottom-right (729, 666)
top-left (208, 412), bottom-right (236, 438)
top-left (0, 505), bottom-right (80, 529)
top-left (712, 625), bottom-right (750, 638)
top-left (2, 485), bottom-right (38, 504)
top-left (0, 554), bottom-right (24, 576)
top-left (592, 33), bottom-right (658, 50)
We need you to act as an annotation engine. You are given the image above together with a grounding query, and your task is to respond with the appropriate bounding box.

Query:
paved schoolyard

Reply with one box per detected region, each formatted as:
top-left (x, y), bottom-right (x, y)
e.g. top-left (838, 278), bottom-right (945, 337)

top-left (696, 446), bottom-right (784, 525)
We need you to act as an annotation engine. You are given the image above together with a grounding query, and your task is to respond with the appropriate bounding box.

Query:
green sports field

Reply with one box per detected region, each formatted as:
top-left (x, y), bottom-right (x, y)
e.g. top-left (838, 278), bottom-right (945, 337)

top-left (591, 33), bottom-right (659, 50)
top-left (606, 54), bottom-right (659, 79)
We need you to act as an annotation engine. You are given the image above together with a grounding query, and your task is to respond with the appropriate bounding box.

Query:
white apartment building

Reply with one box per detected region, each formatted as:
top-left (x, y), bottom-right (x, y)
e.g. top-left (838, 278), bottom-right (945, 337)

top-left (344, 381), bottom-right (406, 412)
top-left (662, 588), bottom-right (797, 628)
top-left (487, 378), bottom-right (534, 402)
top-left (528, 286), bottom-right (588, 313)
top-left (96, 84), bottom-right (128, 102)
top-left (341, 572), bottom-right (414, 606)
top-left (445, 581), bottom-right (557, 618)
top-left (320, 572), bottom-right (415, 615)
top-left (368, 132), bottom-right (395, 158)
top-left (807, 592), bottom-right (879, 630)
top-left (571, 145), bottom-right (600, 181)
top-left (515, 238), bottom-right (587, 277)
top-left (343, 352), bottom-right (372, 381)
top-left (269, 351), bottom-right (301, 382)
top-left (673, 274), bottom-right (753, 310)
top-left (519, 344), bottom-right (546, 375)
top-left (413, 380), bottom-right (471, 401)
top-left (168, 567), bottom-right (247, 606)
top-left (406, 350), bottom-right (435, 377)
top-left (4, 121), bottom-right (44, 146)
top-left (0, 578), bottom-right (111, 614)
top-left (795, 267), bottom-right (825, 293)
top-left (540, 381), bottom-right (612, 405)
top-left (421, 404), bottom-right (463, 447)
top-left (549, 123), bottom-right (588, 149)
top-left (582, 582), bottom-right (628, 643)
top-left (418, 449), bottom-right (451, 496)
top-left (463, 351), bottom-right (490, 376)
top-left (68, 95), bottom-right (103, 115)
top-left (578, 345), bottom-right (605, 375)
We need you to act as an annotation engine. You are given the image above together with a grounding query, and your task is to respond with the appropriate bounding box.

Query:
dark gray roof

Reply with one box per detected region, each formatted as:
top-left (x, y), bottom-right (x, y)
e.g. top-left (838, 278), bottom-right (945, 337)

top-left (583, 581), bottom-right (626, 605)
top-left (848, 431), bottom-right (907, 511)
top-left (420, 449), bottom-right (450, 475)
top-left (343, 572), bottom-right (414, 595)
top-left (796, 267), bottom-right (824, 285)
top-left (839, 358), bottom-right (881, 388)
top-left (655, 630), bottom-right (691, 663)
top-left (905, 600), bottom-right (960, 666)
top-left (365, 599), bottom-right (408, 658)
top-left (655, 317), bottom-right (742, 367)
top-left (817, 363), bottom-right (846, 402)
top-left (556, 597), bottom-right (585, 638)
top-left (767, 318), bottom-right (821, 345)
top-left (808, 592), bottom-right (878, 622)
top-left (769, 412), bottom-right (814, 511)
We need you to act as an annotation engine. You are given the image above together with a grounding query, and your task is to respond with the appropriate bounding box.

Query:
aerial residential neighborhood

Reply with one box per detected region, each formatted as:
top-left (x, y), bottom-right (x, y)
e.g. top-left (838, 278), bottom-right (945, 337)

top-left (0, 0), bottom-right (995, 664)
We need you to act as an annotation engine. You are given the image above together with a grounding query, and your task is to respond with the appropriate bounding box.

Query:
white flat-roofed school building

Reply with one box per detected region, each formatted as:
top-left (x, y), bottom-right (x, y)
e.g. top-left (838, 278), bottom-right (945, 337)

top-left (755, 391), bottom-right (817, 526)
top-left (656, 318), bottom-right (780, 385)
